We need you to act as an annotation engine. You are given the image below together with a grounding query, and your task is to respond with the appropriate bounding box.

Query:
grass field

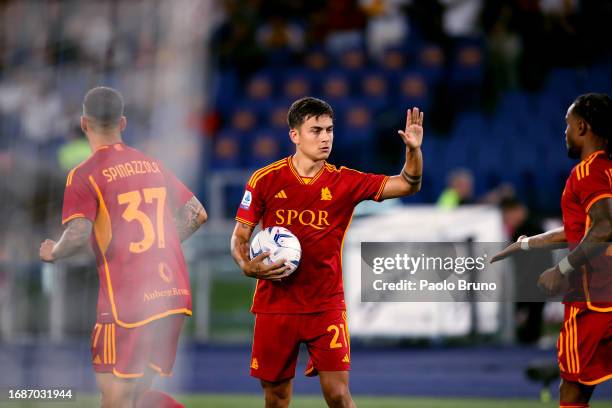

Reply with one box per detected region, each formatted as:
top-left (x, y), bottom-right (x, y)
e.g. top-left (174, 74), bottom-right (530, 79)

top-left (10, 394), bottom-right (612, 408)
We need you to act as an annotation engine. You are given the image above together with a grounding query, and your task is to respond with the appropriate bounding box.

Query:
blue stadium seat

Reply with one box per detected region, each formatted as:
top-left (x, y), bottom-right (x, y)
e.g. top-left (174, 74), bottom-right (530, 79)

top-left (210, 130), bottom-right (242, 170)
top-left (449, 37), bottom-right (485, 86)
top-left (357, 70), bottom-right (390, 113)
top-left (244, 72), bottom-right (276, 102)
top-left (416, 43), bottom-right (446, 85)
top-left (282, 70), bottom-right (314, 100)
top-left (227, 104), bottom-right (261, 135)
top-left (319, 72), bottom-right (353, 112)
top-left (245, 129), bottom-right (286, 169)
top-left (394, 70), bottom-right (431, 112)
top-left (338, 44), bottom-right (371, 92)
top-left (262, 102), bottom-right (288, 131)
top-left (211, 70), bottom-right (239, 116)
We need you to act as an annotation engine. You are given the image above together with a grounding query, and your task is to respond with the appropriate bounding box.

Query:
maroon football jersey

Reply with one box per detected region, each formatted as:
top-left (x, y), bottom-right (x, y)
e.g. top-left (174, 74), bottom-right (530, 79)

top-left (561, 150), bottom-right (612, 311)
top-left (62, 143), bottom-right (194, 327)
top-left (236, 156), bottom-right (389, 313)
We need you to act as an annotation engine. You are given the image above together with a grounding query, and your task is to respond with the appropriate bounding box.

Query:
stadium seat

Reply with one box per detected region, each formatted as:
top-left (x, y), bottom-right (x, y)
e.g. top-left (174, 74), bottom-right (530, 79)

top-left (338, 44), bottom-right (370, 92)
top-left (228, 105), bottom-right (260, 135)
top-left (282, 71), bottom-right (313, 100)
top-left (245, 129), bottom-right (284, 169)
top-left (358, 70), bottom-right (390, 113)
top-left (395, 70), bottom-right (431, 112)
top-left (210, 130), bottom-right (242, 170)
top-left (416, 43), bottom-right (446, 85)
top-left (264, 102), bottom-right (290, 132)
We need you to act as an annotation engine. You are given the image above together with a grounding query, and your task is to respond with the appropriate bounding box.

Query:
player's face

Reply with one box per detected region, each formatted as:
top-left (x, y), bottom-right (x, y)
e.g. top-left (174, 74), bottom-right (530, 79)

top-left (565, 104), bottom-right (582, 159)
top-left (292, 115), bottom-right (333, 161)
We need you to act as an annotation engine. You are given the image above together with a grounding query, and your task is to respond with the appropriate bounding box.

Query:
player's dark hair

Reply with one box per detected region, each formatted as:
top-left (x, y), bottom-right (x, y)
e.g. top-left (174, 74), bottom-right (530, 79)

top-left (287, 97), bottom-right (334, 129)
top-left (571, 93), bottom-right (612, 158)
top-left (83, 86), bottom-right (124, 127)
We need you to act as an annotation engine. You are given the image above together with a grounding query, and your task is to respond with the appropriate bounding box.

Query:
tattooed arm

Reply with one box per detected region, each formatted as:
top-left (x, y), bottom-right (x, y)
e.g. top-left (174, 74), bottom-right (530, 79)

top-left (174, 196), bottom-right (208, 242)
top-left (537, 198), bottom-right (612, 295)
top-left (40, 218), bottom-right (93, 262)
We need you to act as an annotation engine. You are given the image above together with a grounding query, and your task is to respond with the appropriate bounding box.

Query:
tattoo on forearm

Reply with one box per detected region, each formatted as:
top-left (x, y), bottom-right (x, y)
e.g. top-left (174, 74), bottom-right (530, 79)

top-left (567, 199), bottom-right (612, 268)
top-left (401, 169), bottom-right (422, 185)
top-left (53, 218), bottom-right (93, 259)
top-left (175, 196), bottom-right (205, 242)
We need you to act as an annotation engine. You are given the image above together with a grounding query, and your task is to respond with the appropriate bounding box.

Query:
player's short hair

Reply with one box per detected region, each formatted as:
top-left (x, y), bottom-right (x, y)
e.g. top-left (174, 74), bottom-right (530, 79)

top-left (83, 86), bottom-right (124, 127)
top-left (571, 93), bottom-right (612, 156)
top-left (287, 97), bottom-right (334, 129)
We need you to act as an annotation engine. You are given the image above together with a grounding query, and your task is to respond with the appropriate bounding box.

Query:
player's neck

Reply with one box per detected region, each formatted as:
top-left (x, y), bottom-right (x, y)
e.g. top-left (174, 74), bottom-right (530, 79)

top-left (88, 133), bottom-right (123, 152)
top-left (291, 152), bottom-right (324, 177)
top-left (580, 143), bottom-right (605, 161)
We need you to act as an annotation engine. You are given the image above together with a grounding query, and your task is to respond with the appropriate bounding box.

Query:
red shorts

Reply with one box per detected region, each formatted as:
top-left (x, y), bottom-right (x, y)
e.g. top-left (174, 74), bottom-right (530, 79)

top-left (557, 304), bottom-right (612, 385)
top-left (91, 315), bottom-right (185, 379)
top-left (250, 310), bottom-right (351, 382)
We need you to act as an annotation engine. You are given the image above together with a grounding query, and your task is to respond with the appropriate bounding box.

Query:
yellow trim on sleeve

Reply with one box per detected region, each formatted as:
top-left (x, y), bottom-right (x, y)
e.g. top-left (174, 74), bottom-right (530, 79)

top-left (235, 216), bottom-right (257, 227)
top-left (374, 176), bottom-right (390, 201)
top-left (585, 194), bottom-right (612, 214)
top-left (62, 213), bottom-right (86, 225)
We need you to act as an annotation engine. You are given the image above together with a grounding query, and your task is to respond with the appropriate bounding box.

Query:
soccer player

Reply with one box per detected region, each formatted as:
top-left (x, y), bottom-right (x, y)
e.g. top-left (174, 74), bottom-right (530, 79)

top-left (39, 87), bottom-right (207, 408)
top-left (230, 97), bottom-right (424, 408)
top-left (492, 93), bottom-right (612, 407)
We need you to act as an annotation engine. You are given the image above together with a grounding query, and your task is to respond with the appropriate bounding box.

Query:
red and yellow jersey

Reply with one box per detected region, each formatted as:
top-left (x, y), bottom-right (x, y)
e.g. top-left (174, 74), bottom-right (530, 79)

top-left (62, 143), bottom-right (195, 327)
top-left (561, 150), bottom-right (612, 311)
top-left (236, 156), bottom-right (389, 314)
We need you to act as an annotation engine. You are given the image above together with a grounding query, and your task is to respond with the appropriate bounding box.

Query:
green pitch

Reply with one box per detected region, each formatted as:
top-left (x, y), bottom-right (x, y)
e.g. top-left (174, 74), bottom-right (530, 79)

top-left (11, 394), bottom-right (612, 408)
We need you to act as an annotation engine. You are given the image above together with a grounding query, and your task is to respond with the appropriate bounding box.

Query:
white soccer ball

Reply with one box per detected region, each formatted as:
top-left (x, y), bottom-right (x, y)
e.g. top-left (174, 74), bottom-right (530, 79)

top-left (249, 226), bottom-right (302, 275)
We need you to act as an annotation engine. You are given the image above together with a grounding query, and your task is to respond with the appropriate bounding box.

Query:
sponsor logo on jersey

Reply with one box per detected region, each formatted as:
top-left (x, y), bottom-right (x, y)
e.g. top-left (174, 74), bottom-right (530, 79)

top-left (342, 354), bottom-right (350, 363)
top-left (240, 190), bottom-right (252, 210)
top-left (321, 187), bottom-right (332, 201)
top-left (251, 358), bottom-right (259, 370)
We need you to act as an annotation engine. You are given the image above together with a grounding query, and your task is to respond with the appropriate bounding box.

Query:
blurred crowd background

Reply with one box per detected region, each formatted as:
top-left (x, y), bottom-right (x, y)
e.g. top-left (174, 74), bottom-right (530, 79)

top-left (0, 0), bottom-right (611, 343)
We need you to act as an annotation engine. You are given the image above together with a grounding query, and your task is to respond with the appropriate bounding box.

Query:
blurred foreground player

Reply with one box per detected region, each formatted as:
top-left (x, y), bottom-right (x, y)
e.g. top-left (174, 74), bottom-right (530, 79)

top-left (39, 87), bottom-right (207, 408)
top-left (492, 93), bottom-right (612, 407)
top-left (231, 97), bottom-right (424, 408)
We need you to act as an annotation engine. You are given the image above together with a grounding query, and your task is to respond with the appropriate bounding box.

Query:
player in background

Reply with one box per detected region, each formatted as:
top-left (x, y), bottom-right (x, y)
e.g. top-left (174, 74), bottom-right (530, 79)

top-left (492, 93), bottom-right (612, 408)
top-left (39, 87), bottom-right (207, 408)
top-left (231, 97), bottom-right (424, 408)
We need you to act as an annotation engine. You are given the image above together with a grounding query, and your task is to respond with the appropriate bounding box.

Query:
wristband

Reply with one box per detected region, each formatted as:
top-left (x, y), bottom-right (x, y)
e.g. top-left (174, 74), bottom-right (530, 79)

top-left (558, 257), bottom-right (574, 276)
top-left (518, 236), bottom-right (530, 251)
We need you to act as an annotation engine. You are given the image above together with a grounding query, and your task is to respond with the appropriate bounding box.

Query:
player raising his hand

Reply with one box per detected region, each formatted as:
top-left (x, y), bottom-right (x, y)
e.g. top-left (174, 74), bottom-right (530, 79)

top-left (230, 97), bottom-right (424, 408)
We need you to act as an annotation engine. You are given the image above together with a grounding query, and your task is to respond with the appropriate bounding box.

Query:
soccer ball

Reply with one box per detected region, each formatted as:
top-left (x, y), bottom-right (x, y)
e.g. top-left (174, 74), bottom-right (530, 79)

top-left (249, 226), bottom-right (301, 275)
